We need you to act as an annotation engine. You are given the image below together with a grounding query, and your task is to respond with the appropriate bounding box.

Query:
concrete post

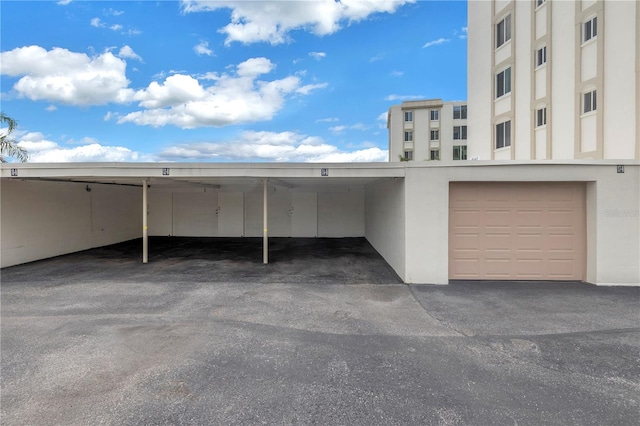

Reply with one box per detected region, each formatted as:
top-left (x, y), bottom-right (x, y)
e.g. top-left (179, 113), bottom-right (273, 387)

top-left (263, 178), bottom-right (268, 264)
top-left (142, 179), bottom-right (148, 264)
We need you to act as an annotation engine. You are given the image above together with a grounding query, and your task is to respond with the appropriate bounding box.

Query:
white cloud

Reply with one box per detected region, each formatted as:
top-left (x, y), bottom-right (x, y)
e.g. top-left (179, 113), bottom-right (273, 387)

top-left (45, 105), bottom-right (57, 112)
top-left (377, 111), bottom-right (388, 129)
top-left (158, 130), bottom-right (387, 162)
top-left (106, 8), bottom-right (124, 16)
top-left (384, 94), bottom-right (424, 101)
top-left (194, 41), bottom-right (214, 56)
top-left (57, 0), bottom-right (72, 5)
top-left (460, 26), bottom-right (468, 39)
top-left (16, 132), bottom-right (146, 162)
top-left (423, 37), bottom-right (450, 48)
top-left (316, 117), bottom-right (339, 123)
top-left (390, 70), bottom-right (404, 77)
top-left (0, 45), bottom-right (132, 106)
top-left (295, 82), bottom-right (329, 95)
top-left (181, 0), bottom-right (415, 45)
top-left (90, 17), bottom-right (103, 28)
top-left (309, 51), bottom-right (326, 60)
top-left (110, 24), bottom-right (123, 31)
top-left (118, 45), bottom-right (142, 62)
top-left (369, 53), bottom-right (385, 63)
top-left (1, 46), bottom-right (326, 127)
top-left (329, 123), bottom-right (369, 134)
top-left (114, 57), bottom-right (327, 128)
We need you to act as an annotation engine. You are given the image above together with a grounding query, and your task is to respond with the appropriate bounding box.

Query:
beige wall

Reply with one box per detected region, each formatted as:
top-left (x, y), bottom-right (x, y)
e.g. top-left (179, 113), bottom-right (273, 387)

top-left (364, 178), bottom-right (405, 280)
top-left (147, 185), bottom-right (365, 239)
top-left (1, 179), bottom-right (141, 267)
top-left (402, 162), bottom-right (640, 285)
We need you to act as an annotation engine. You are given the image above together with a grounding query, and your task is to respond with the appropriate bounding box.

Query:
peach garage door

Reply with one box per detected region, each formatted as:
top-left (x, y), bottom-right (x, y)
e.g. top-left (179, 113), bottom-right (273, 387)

top-left (449, 182), bottom-right (586, 281)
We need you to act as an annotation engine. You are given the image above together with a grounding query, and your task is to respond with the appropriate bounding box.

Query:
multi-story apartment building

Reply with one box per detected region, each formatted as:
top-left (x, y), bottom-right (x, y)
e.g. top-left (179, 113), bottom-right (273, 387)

top-left (468, 0), bottom-right (639, 160)
top-left (388, 99), bottom-right (468, 162)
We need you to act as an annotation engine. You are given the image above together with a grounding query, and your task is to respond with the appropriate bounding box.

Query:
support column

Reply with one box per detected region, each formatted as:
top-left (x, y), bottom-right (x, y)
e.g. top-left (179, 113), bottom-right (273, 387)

top-left (142, 179), bottom-right (148, 264)
top-left (263, 178), bottom-right (268, 264)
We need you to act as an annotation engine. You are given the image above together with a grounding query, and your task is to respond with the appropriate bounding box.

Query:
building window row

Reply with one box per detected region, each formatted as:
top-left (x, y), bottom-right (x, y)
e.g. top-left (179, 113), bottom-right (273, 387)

top-left (430, 110), bottom-right (439, 121)
top-left (583, 90), bottom-right (597, 114)
top-left (453, 125), bottom-right (467, 140)
top-left (496, 14), bottom-right (512, 48)
top-left (404, 131), bottom-right (413, 142)
top-left (536, 107), bottom-right (547, 127)
top-left (453, 145), bottom-right (467, 161)
top-left (430, 130), bottom-right (439, 141)
top-left (496, 67), bottom-right (512, 98)
top-left (536, 46), bottom-right (547, 68)
top-left (496, 120), bottom-right (511, 149)
top-left (403, 151), bottom-right (413, 161)
top-left (583, 16), bottom-right (597, 43)
top-left (453, 105), bottom-right (467, 119)
top-left (404, 111), bottom-right (413, 122)
top-left (430, 149), bottom-right (440, 160)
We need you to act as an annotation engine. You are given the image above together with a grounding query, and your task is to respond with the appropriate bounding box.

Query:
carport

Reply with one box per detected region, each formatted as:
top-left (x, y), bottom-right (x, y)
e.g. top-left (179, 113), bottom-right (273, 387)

top-left (0, 162), bottom-right (407, 279)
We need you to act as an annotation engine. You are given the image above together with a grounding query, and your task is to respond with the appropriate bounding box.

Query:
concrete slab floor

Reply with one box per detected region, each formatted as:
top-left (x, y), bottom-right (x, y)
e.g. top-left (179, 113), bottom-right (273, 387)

top-left (1, 238), bottom-right (639, 425)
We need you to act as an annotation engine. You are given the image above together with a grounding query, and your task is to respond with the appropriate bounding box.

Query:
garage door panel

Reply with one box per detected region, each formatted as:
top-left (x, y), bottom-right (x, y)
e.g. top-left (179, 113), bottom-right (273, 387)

top-left (452, 233), bottom-right (480, 250)
top-left (516, 210), bottom-right (544, 225)
top-left (453, 209), bottom-right (481, 225)
top-left (452, 258), bottom-right (480, 276)
top-left (449, 182), bottom-right (585, 281)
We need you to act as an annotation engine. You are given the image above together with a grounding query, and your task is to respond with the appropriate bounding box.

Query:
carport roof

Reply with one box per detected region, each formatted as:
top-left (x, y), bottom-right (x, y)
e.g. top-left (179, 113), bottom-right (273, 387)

top-left (0, 162), bottom-right (406, 189)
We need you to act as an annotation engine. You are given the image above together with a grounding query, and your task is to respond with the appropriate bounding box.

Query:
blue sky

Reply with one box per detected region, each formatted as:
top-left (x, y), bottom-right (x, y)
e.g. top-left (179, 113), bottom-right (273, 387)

top-left (1, 0), bottom-right (467, 162)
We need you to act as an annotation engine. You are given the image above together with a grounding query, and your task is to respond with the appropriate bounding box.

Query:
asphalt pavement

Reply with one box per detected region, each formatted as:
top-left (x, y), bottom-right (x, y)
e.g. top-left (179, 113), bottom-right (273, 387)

top-left (1, 238), bottom-right (638, 425)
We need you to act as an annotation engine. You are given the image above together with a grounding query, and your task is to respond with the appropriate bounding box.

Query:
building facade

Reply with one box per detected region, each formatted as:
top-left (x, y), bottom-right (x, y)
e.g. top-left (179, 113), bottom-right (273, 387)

top-left (388, 99), bottom-right (468, 162)
top-left (467, 0), bottom-right (640, 160)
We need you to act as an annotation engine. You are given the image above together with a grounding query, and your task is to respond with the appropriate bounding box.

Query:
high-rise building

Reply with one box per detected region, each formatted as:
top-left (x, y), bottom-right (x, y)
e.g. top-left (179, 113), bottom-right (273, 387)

top-left (387, 99), bottom-right (468, 162)
top-left (467, 0), bottom-right (639, 160)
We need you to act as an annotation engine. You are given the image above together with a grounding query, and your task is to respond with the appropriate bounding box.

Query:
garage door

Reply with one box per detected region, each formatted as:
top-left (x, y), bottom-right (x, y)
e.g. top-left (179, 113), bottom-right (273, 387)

top-left (449, 182), bottom-right (586, 281)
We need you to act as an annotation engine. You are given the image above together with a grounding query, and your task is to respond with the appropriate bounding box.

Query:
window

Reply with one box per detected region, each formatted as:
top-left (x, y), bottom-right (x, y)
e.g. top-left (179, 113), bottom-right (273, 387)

top-left (404, 131), bottom-right (413, 142)
top-left (404, 111), bottom-right (413, 122)
top-left (496, 121), bottom-right (511, 149)
top-left (496, 14), bottom-right (511, 48)
top-left (536, 107), bottom-right (547, 127)
top-left (430, 149), bottom-right (440, 161)
top-left (430, 130), bottom-right (440, 141)
top-left (536, 46), bottom-right (547, 67)
top-left (583, 90), bottom-right (597, 114)
top-left (536, 0), bottom-right (546, 7)
top-left (453, 126), bottom-right (468, 140)
top-left (404, 151), bottom-right (413, 161)
top-left (583, 16), bottom-right (597, 43)
top-left (453, 146), bottom-right (467, 160)
top-left (496, 67), bottom-right (512, 98)
top-left (430, 110), bottom-right (439, 121)
top-left (453, 105), bottom-right (467, 119)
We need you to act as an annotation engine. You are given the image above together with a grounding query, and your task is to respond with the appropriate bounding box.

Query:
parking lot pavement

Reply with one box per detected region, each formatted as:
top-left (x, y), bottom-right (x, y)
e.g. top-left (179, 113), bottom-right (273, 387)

top-left (1, 241), bottom-right (639, 425)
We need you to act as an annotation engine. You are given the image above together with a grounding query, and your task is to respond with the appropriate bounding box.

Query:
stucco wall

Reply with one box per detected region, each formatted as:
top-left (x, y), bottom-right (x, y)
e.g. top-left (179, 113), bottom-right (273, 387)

top-left (403, 163), bottom-right (640, 285)
top-left (364, 178), bottom-right (405, 280)
top-left (147, 185), bottom-right (365, 239)
top-left (1, 180), bottom-right (141, 268)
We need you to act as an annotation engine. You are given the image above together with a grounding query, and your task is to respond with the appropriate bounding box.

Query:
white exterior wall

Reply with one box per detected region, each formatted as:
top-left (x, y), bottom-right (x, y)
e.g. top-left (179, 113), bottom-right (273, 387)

top-left (364, 178), bottom-right (405, 280)
top-left (402, 162), bottom-right (640, 286)
top-left (1, 180), bottom-right (141, 267)
top-left (468, 0), bottom-right (639, 160)
top-left (388, 106), bottom-right (404, 161)
top-left (603, 1), bottom-right (637, 159)
top-left (467, 0), bottom-right (493, 160)
top-left (147, 185), bottom-right (365, 239)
